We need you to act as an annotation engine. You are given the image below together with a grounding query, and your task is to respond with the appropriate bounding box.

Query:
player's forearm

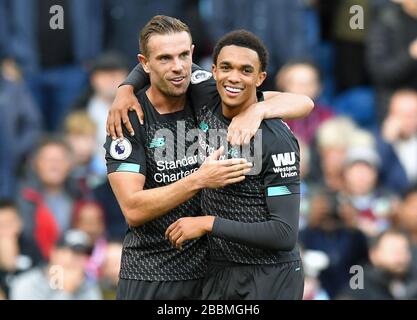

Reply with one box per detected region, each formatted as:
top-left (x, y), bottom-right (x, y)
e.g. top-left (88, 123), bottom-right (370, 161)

top-left (119, 63), bottom-right (150, 91)
top-left (124, 173), bottom-right (203, 226)
top-left (210, 194), bottom-right (300, 251)
top-left (261, 92), bottom-right (314, 120)
top-left (211, 218), bottom-right (297, 251)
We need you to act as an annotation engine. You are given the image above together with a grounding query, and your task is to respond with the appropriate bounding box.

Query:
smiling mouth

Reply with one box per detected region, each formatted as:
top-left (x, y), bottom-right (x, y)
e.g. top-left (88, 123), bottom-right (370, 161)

top-left (224, 85), bottom-right (243, 95)
top-left (170, 76), bottom-right (186, 85)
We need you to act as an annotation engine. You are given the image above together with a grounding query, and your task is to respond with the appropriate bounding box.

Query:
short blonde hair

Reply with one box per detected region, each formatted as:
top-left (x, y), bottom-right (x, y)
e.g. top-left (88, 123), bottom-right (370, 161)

top-left (140, 15), bottom-right (192, 57)
top-left (64, 111), bottom-right (97, 135)
top-left (316, 117), bottom-right (357, 149)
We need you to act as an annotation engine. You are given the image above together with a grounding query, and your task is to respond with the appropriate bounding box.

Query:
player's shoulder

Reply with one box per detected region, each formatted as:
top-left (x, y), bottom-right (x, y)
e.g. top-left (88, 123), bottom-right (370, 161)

top-left (260, 118), bottom-right (296, 140)
top-left (133, 86), bottom-right (161, 128)
top-left (187, 65), bottom-right (217, 112)
top-left (135, 86), bottom-right (153, 115)
top-left (256, 91), bottom-right (295, 138)
top-left (260, 119), bottom-right (299, 154)
top-left (190, 68), bottom-right (213, 85)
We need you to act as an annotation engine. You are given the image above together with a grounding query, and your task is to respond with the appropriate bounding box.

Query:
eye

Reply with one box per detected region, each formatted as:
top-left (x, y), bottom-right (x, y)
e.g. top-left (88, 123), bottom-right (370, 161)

top-left (243, 68), bottom-right (252, 74)
top-left (220, 65), bottom-right (230, 71)
top-left (180, 52), bottom-right (190, 59)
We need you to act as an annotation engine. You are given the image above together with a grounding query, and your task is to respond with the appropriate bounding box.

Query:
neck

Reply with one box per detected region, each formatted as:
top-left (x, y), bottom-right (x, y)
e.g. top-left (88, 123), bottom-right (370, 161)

top-left (44, 184), bottom-right (63, 195)
top-left (146, 86), bottom-right (186, 114)
top-left (221, 92), bottom-right (257, 119)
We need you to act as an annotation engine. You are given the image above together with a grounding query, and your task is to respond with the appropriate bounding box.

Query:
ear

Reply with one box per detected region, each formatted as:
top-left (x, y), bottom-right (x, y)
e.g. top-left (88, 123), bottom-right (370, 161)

top-left (211, 64), bottom-right (217, 80)
top-left (256, 71), bottom-right (267, 87)
top-left (138, 54), bottom-right (150, 73)
top-left (191, 44), bottom-right (195, 57)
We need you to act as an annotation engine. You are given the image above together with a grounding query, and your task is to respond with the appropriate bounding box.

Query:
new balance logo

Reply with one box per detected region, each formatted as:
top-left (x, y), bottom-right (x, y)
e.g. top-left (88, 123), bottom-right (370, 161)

top-left (149, 138), bottom-right (165, 148)
top-left (199, 121), bottom-right (209, 132)
top-left (272, 152), bottom-right (296, 167)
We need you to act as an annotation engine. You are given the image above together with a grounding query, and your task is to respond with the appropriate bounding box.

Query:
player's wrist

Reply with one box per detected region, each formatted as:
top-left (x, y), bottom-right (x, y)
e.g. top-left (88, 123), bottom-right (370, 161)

top-left (252, 101), bottom-right (267, 120)
top-left (202, 216), bottom-right (215, 233)
top-left (118, 84), bottom-right (135, 94)
top-left (185, 170), bottom-right (206, 190)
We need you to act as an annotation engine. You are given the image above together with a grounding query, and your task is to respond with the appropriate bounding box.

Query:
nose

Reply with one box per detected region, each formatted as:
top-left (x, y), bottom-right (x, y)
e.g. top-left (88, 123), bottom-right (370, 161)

top-left (171, 57), bottom-right (183, 73)
top-left (227, 69), bottom-right (240, 83)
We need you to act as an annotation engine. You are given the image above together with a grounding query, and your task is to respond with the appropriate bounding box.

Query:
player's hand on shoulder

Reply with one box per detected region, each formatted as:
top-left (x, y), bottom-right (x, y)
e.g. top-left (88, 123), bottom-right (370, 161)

top-left (227, 105), bottom-right (263, 146)
top-left (106, 85), bottom-right (144, 140)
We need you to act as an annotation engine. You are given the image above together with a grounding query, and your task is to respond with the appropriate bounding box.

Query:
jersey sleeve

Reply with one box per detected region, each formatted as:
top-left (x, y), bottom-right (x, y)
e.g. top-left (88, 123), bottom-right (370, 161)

top-left (261, 121), bottom-right (300, 194)
top-left (210, 123), bottom-right (301, 251)
top-left (104, 111), bottom-right (147, 176)
top-left (119, 63), bottom-right (150, 91)
top-left (187, 64), bottom-right (218, 113)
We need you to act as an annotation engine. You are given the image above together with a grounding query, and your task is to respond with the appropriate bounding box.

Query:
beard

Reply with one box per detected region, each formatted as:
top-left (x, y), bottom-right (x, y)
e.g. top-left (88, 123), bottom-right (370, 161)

top-left (157, 78), bottom-right (190, 98)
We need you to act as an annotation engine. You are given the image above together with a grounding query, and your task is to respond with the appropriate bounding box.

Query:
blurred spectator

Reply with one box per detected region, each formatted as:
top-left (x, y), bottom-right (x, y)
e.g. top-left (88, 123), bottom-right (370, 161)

top-left (64, 111), bottom-right (104, 198)
top-left (340, 147), bottom-right (397, 238)
top-left (93, 180), bottom-right (128, 240)
top-left (103, 0), bottom-right (187, 66)
top-left (72, 201), bottom-right (107, 280)
top-left (331, 0), bottom-right (370, 92)
top-left (275, 60), bottom-right (334, 144)
top-left (0, 60), bottom-right (42, 199)
top-left (395, 184), bottom-right (417, 278)
top-left (339, 229), bottom-right (417, 299)
top-left (313, 117), bottom-right (357, 192)
top-left (302, 249), bottom-right (330, 300)
top-left (298, 139), bottom-right (314, 230)
top-left (1, 58), bottom-right (22, 82)
top-left (5, 0), bottom-right (104, 131)
top-left (299, 190), bottom-right (369, 298)
top-left (179, 0), bottom-right (214, 66)
top-left (18, 137), bottom-right (75, 259)
top-left (0, 1), bottom-right (7, 60)
top-left (10, 229), bottom-right (102, 300)
top-left (99, 241), bottom-right (122, 300)
top-left (367, 0), bottom-right (417, 121)
top-left (72, 52), bottom-right (129, 176)
top-left (92, 180), bottom-right (126, 241)
top-left (0, 199), bottom-right (43, 298)
top-left (396, 185), bottom-right (417, 246)
top-left (207, 0), bottom-right (318, 89)
top-left (378, 89), bottom-right (417, 188)
top-left (332, 87), bottom-right (377, 130)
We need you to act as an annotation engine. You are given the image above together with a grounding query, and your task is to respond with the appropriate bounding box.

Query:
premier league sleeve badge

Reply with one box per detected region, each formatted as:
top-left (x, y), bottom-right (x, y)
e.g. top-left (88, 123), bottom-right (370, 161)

top-left (110, 138), bottom-right (132, 160)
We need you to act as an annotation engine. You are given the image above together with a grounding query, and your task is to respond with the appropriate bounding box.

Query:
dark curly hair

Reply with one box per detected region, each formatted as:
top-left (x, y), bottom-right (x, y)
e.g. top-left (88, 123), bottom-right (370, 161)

top-left (213, 30), bottom-right (268, 72)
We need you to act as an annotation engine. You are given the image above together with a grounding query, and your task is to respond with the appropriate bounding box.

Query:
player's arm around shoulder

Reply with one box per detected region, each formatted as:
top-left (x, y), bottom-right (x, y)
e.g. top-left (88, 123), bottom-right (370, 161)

top-left (227, 91), bottom-right (313, 145)
top-left (262, 91), bottom-right (314, 120)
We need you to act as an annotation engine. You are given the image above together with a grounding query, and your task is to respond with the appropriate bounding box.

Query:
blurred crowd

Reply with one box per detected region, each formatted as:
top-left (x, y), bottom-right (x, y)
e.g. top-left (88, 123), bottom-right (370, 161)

top-left (0, 0), bottom-right (417, 300)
